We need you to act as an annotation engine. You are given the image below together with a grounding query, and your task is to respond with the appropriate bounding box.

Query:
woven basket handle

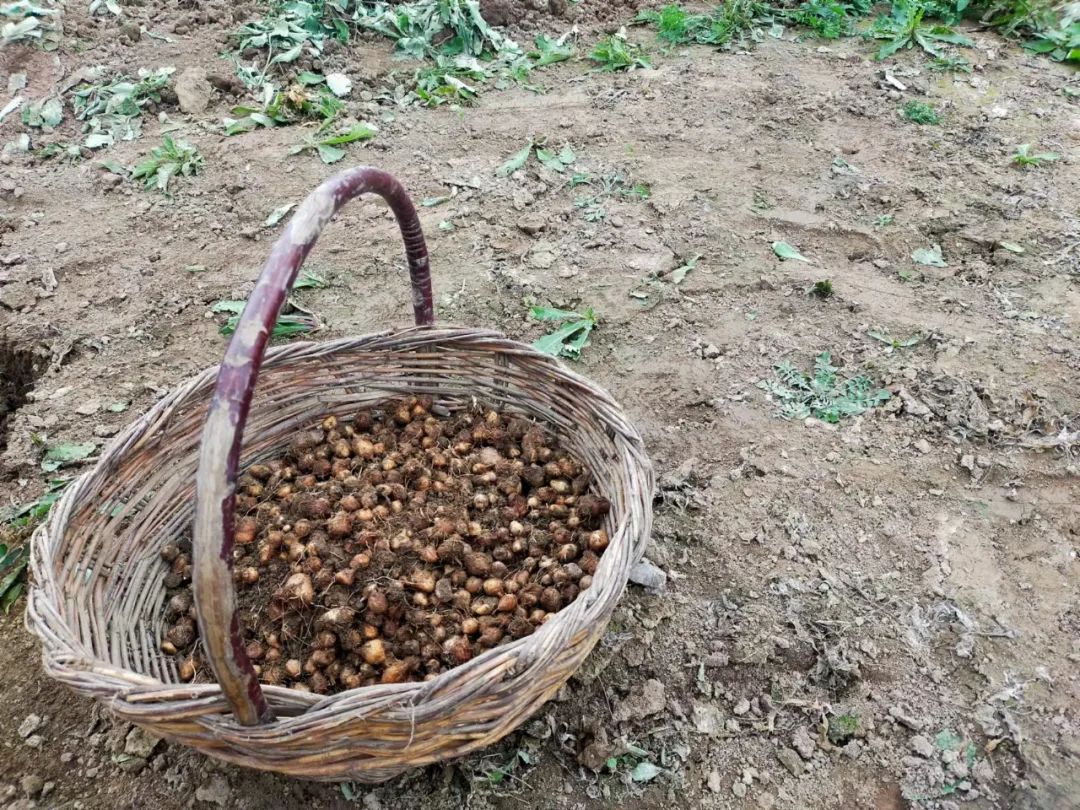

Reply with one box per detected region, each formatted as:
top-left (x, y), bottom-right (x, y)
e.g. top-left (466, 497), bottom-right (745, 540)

top-left (192, 167), bottom-right (432, 725)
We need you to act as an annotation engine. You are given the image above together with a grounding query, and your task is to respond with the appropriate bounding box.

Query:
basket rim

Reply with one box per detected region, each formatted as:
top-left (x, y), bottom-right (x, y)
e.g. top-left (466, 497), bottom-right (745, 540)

top-left (28, 324), bottom-right (654, 726)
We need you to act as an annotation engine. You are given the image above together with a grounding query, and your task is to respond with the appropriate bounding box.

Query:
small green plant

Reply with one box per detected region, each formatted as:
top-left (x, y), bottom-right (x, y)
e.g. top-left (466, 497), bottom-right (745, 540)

top-left (784, 0), bottom-right (871, 39)
top-left (1011, 143), bottom-right (1060, 168)
top-left (0, 542), bottom-right (27, 613)
top-left (225, 83), bottom-right (344, 135)
top-left (868, 329), bottom-right (923, 350)
top-left (494, 139), bottom-right (575, 176)
top-left (873, 213), bottom-right (895, 227)
top-left (481, 749), bottom-right (533, 785)
top-left (811, 279), bottom-right (834, 298)
top-left (0, 480), bottom-right (66, 530)
top-left (758, 351), bottom-right (891, 422)
top-left (1024, 18), bottom-right (1079, 63)
top-left (571, 171), bottom-right (648, 222)
top-left (870, 0), bottom-right (972, 59)
top-left (637, 1), bottom-right (769, 47)
top-left (130, 137), bottom-right (203, 193)
top-left (0, 480), bottom-right (67, 614)
top-left (530, 306), bottom-right (597, 360)
top-left (927, 54), bottom-right (972, 71)
top-left (290, 121), bottom-right (377, 163)
top-left (902, 99), bottom-right (941, 124)
top-left (589, 34), bottom-right (651, 71)
top-left (827, 713), bottom-right (861, 745)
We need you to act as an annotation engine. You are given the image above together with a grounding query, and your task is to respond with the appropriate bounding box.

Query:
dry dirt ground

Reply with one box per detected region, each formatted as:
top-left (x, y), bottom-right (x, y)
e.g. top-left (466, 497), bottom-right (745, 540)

top-left (2, 1), bottom-right (1079, 808)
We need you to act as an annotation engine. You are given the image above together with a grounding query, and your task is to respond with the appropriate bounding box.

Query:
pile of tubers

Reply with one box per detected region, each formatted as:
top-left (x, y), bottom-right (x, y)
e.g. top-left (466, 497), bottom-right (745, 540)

top-left (160, 396), bottom-right (611, 694)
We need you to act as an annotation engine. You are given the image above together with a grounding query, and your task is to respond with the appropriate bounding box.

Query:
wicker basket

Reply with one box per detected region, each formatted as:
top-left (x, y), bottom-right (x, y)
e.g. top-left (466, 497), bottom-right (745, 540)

top-left (26, 167), bottom-right (653, 782)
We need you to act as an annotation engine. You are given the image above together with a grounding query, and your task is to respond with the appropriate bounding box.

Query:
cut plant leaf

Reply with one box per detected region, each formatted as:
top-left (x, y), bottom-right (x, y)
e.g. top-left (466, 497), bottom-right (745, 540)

top-left (772, 241), bottom-right (811, 262)
top-left (912, 244), bottom-right (947, 267)
top-left (41, 441), bottom-right (96, 472)
top-left (530, 306), bottom-right (597, 360)
top-left (325, 72), bottom-right (352, 97)
top-left (264, 202), bottom-right (296, 227)
top-left (671, 255), bottom-right (700, 284)
top-left (214, 298), bottom-right (319, 339)
top-left (496, 142), bottom-right (532, 177)
top-left (631, 761), bottom-right (661, 782)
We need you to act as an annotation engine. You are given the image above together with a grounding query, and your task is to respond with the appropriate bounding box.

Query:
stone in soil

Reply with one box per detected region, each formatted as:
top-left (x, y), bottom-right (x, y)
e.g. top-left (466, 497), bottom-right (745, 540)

top-left (124, 726), bottom-right (162, 759)
top-left (910, 734), bottom-right (935, 758)
top-left (175, 67), bottom-right (212, 114)
top-left (792, 725), bottom-right (816, 760)
top-left (707, 770), bottom-right (723, 793)
top-left (776, 748), bottom-right (806, 777)
top-left (20, 775), bottom-right (44, 799)
top-left (17, 714), bottom-right (42, 739)
top-left (195, 775), bottom-right (231, 806)
top-left (691, 702), bottom-right (723, 736)
top-left (628, 560), bottom-right (667, 590)
top-left (614, 678), bottom-right (666, 722)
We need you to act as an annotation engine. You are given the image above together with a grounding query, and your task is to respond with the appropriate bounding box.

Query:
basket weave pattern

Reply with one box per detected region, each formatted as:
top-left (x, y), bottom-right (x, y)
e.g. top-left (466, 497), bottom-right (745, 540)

top-left (26, 169), bottom-right (653, 782)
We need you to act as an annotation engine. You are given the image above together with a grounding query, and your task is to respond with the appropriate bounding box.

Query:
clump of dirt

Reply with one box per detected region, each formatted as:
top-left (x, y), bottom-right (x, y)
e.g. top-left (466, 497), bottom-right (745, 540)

top-left (0, 337), bottom-right (44, 453)
top-left (160, 397), bottom-right (611, 693)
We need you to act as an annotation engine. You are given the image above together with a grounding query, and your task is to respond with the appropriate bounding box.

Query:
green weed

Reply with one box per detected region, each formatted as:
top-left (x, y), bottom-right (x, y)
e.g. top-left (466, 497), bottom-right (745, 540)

top-left (0, 480), bottom-right (66, 530)
top-left (0, 542), bottom-right (27, 613)
top-left (572, 172), bottom-right (648, 222)
top-left (758, 351), bottom-right (891, 422)
top-left (868, 329), bottom-right (924, 350)
top-left (811, 279), bottom-right (834, 298)
top-left (225, 83), bottom-right (343, 134)
top-left (589, 34), bottom-right (652, 71)
top-left (481, 749), bottom-right (533, 786)
top-left (638, 1), bottom-right (770, 47)
top-left (902, 99), bottom-right (942, 124)
top-left (828, 713), bottom-right (861, 745)
top-left (130, 137), bottom-right (203, 193)
top-left (1011, 143), bottom-right (1060, 167)
top-left (785, 0), bottom-right (871, 38)
top-left (412, 58), bottom-right (485, 106)
top-left (870, 0), bottom-right (973, 59)
top-left (927, 53), bottom-right (973, 70)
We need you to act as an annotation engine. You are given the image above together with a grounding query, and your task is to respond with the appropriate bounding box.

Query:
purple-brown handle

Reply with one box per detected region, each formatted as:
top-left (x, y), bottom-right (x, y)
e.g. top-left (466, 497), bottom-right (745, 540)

top-left (192, 167), bottom-right (433, 725)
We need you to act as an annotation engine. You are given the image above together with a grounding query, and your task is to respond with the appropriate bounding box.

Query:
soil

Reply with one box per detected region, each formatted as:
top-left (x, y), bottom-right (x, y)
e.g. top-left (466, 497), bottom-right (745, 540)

top-left (1, 1), bottom-right (1079, 809)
